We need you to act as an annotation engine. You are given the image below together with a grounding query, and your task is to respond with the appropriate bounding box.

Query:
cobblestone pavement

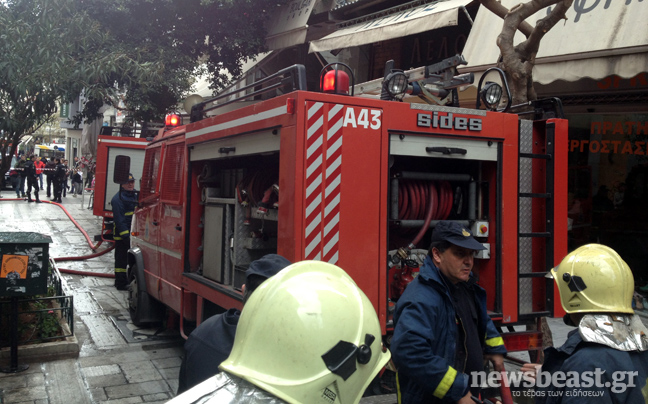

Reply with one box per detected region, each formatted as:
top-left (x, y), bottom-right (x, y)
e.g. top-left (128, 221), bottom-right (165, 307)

top-left (0, 196), bottom-right (183, 404)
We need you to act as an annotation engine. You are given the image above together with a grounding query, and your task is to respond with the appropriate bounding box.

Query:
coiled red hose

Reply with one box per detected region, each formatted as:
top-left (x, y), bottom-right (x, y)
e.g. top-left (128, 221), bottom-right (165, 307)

top-left (409, 182), bottom-right (437, 249)
top-left (398, 180), bottom-right (454, 249)
top-left (398, 180), bottom-right (453, 221)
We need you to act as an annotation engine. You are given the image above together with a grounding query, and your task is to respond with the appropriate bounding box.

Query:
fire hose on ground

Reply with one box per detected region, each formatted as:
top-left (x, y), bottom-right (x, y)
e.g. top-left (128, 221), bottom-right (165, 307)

top-left (1, 197), bottom-right (116, 278)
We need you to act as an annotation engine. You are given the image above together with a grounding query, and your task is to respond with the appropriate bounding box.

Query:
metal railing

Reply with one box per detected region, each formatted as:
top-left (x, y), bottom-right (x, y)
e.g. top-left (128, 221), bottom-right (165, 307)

top-left (190, 64), bottom-right (307, 122)
top-left (0, 260), bottom-right (74, 347)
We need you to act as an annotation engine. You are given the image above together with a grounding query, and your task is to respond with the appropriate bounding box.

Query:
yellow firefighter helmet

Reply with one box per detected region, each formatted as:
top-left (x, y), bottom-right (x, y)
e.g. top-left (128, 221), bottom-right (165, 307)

top-left (220, 260), bottom-right (391, 404)
top-left (551, 244), bottom-right (634, 314)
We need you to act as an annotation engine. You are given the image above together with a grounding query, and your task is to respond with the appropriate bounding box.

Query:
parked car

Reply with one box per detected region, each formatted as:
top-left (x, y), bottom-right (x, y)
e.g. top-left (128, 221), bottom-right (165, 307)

top-left (3, 155), bottom-right (18, 190)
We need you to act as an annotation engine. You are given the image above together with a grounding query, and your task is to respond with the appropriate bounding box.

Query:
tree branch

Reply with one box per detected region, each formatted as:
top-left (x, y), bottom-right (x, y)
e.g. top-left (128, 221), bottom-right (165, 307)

top-left (479, 0), bottom-right (534, 37)
top-left (523, 0), bottom-right (573, 55)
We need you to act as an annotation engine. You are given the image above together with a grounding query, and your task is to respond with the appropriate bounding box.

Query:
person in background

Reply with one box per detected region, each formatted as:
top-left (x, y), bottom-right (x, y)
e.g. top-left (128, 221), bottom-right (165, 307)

top-left (35, 156), bottom-right (45, 190)
top-left (9, 165), bottom-right (20, 198)
top-left (169, 260), bottom-right (391, 404)
top-left (110, 174), bottom-right (138, 290)
top-left (24, 155), bottom-right (41, 203)
top-left (391, 221), bottom-right (506, 404)
top-left (522, 244), bottom-right (648, 403)
top-left (71, 169), bottom-right (83, 197)
top-left (14, 155), bottom-right (27, 198)
top-left (85, 162), bottom-right (95, 190)
top-left (52, 158), bottom-right (65, 203)
top-left (177, 254), bottom-right (291, 394)
top-left (61, 159), bottom-right (70, 197)
top-left (45, 157), bottom-right (56, 198)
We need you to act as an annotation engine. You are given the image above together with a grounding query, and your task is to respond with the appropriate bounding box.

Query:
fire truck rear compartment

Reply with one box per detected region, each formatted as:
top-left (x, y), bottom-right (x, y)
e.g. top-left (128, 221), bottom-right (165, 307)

top-left (385, 133), bottom-right (501, 323)
top-left (196, 152), bottom-right (280, 293)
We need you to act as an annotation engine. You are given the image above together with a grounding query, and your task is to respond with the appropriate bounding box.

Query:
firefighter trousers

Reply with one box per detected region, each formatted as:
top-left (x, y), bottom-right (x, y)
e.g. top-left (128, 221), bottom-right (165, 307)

top-left (26, 177), bottom-right (40, 202)
top-left (114, 238), bottom-right (129, 290)
top-left (53, 179), bottom-right (63, 202)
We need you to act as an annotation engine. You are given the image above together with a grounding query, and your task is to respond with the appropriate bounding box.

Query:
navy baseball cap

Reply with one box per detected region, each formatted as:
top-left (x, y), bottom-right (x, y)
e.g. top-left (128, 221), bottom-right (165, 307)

top-left (431, 221), bottom-right (485, 251)
top-left (121, 173), bottom-right (136, 185)
top-left (245, 254), bottom-right (291, 281)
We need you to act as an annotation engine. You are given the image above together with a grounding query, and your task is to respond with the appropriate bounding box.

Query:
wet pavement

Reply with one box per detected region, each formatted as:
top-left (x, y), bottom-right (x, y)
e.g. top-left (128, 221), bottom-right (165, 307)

top-left (0, 193), bottom-right (647, 403)
top-left (0, 195), bottom-right (183, 404)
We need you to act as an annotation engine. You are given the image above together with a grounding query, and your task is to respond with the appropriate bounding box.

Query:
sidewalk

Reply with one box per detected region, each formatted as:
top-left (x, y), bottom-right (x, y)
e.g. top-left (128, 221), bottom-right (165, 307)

top-left (1, 195), bottom-right (647, 403)
top-left (0, 196), bottom-right (184, 404)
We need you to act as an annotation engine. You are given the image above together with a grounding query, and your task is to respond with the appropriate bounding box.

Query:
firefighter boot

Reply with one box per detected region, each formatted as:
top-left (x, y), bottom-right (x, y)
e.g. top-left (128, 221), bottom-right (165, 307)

top-left (114, 273), bottom-right (128, 291)
top-left (26, 192), bottom-right (33, 202)
top-left (35, 193), bottom-right (42, 203)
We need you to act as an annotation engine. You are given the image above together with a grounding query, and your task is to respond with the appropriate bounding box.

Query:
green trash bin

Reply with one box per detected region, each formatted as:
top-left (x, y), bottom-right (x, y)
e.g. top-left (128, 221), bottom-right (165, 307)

top-left (0, 232), bottom-right (52, 297)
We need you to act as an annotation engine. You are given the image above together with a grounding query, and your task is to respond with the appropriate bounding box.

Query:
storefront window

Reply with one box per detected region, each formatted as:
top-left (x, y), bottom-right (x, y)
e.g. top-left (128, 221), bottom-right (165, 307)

top-left (567, 113), bottom-right (648, 288)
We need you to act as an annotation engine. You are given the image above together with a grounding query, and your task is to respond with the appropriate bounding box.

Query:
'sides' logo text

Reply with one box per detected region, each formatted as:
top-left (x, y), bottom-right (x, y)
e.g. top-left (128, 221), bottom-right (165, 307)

top-left (417, 112), bottom-right (482, 132)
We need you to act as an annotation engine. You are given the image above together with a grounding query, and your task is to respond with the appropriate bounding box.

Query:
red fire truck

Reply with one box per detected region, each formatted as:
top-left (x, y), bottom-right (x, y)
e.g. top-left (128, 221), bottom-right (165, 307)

top-left (98, 60), bottom-right (569, 358)
top-left (94, 131), bottom-right (150, 219)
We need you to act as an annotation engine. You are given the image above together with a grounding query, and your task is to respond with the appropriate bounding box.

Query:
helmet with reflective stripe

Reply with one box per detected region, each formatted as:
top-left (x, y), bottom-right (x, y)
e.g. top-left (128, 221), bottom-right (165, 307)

top-left (220, 260), bottom-right (391, 404)
top-left (551, 244), bottom-right (634, 314)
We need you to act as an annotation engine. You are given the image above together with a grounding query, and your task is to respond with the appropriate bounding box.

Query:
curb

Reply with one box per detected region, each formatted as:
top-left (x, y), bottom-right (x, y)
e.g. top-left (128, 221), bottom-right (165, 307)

top-left (0, 333), bottom-right (79, 363)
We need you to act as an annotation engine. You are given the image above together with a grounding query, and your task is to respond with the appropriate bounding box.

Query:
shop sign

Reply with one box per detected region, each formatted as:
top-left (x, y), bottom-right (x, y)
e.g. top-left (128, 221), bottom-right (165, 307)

top-left (569, 121), bottom-right (648, 155)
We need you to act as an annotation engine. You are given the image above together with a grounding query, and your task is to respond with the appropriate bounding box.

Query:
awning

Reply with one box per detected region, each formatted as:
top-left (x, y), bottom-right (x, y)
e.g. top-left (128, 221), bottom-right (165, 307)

top-left (309, 0), bottom-right (473, 53)
top-left (265, 0), bottom-right (319, 50)
top-left (461, 0), bottom-right (648, 84)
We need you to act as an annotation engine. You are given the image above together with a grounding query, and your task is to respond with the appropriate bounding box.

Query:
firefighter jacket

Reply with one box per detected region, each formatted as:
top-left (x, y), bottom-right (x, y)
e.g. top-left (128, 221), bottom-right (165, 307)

top-left (111, 190), bottom-right (138, 241)
top-left (391, 255), bottom-right (507, 404)
top-left (55, 163), bottom-right (67, 181)
top-left (24, 160), bottom-right (37, 178)
top-left (177, 308), bottom-right (240, 394)
top-left (535, 325), bottom-right (648, 404)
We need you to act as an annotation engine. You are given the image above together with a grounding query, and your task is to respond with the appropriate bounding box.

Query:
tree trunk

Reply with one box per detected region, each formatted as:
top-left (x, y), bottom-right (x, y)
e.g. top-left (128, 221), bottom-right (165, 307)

top-left (480, 0), bottom-right (573, 106)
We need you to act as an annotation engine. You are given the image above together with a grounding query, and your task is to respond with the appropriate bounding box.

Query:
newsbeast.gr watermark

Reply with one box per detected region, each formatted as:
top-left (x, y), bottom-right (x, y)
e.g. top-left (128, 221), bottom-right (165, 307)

top-left (471, 369), bottom-right (639, 397)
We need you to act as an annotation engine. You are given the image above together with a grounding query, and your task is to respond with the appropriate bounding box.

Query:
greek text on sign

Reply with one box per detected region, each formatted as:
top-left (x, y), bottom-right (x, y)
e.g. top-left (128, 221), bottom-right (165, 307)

top-left (343, 108), bottom-right (381, 130)
top-left (570, 140), bottom-right (648, 155)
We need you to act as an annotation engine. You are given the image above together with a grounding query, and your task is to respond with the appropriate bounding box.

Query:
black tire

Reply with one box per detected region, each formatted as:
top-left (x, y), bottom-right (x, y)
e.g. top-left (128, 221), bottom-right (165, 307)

top-left (128, 264), bottom-right (164, 327)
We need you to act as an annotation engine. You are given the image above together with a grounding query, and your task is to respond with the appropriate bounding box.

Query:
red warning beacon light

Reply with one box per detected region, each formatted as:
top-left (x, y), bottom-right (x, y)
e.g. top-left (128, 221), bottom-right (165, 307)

top-left (319, 63), bottom-right (355, 96)
top-left (165, 113), bottom-right (181, 127)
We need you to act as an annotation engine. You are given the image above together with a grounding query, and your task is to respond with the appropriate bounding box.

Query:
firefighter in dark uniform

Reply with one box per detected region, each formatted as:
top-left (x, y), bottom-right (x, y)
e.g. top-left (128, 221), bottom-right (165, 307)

top-left (111, 173), bottom-right (138, 290)
top-left (523, 244), bottom-right (648, 403)
top-left (24, 155), bottom-right (42, 203)
top-left (52, 158), bottom-right (66, 203)
top-left (391, 221), bottom-right (506, 404)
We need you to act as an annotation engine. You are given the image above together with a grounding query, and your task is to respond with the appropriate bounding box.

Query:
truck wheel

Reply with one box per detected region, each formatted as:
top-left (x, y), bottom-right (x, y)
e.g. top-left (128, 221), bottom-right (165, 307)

top-left (128, 265), bottom-right (164, 327)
